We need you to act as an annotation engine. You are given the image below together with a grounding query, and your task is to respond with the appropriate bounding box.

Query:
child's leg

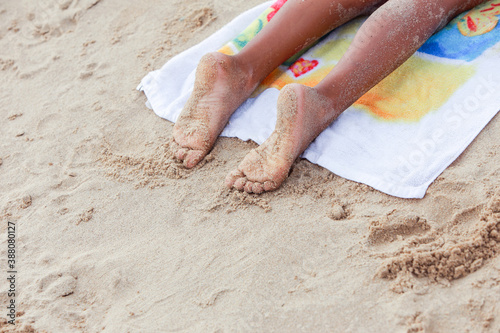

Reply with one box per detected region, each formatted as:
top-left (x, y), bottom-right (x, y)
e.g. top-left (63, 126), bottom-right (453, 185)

top-left (227, 0), bottom-right (486, 194)
top-left (172, 0), bottom-right (385, 168)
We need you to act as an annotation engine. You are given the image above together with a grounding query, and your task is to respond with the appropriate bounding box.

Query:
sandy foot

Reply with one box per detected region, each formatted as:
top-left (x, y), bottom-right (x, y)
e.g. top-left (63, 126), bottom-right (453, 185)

top-left (172, 52), bottom-right (256, 168)
top-left (225, 83), bottom-right (338, 194)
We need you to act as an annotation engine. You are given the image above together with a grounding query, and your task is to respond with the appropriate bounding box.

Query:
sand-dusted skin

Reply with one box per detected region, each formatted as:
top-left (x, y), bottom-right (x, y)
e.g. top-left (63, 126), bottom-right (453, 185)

top-left (171, 52), bottom-right (257, 168)
top-left (225, 84), bottom-right (338, 194)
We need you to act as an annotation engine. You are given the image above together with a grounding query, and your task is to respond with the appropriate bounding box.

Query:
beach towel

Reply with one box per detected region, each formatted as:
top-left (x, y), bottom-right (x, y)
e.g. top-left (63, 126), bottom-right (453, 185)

top-left (137, 0), bottom-right (500, 199)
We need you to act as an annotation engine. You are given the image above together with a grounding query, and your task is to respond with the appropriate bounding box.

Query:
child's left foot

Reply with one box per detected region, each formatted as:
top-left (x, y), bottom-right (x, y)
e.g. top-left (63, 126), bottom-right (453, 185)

top-left (225, 83), bottom-right (338, 194)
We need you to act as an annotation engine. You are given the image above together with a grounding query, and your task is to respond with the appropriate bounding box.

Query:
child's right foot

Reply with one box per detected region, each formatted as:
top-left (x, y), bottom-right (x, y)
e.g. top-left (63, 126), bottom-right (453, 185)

top-left (225, 84), bottom-right (338, 194)
top-left (172, 52), bottom-right (257, 168)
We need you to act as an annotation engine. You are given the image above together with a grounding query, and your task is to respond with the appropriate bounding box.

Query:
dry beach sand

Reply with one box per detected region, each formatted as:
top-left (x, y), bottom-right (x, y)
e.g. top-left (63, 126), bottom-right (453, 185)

top-left (1, 0), bottom-right (499, 331)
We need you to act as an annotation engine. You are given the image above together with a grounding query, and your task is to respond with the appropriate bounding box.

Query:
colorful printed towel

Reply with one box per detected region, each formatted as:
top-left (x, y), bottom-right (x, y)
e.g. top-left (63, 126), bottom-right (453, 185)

top-left (138, 0), bottom-right (500, 198)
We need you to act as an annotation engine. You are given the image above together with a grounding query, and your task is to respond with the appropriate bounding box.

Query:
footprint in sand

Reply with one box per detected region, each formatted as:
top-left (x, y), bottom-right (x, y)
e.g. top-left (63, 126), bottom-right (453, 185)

top-left (377, 189), bottom-right (500, 281)
top-left (19, 0), bottom-right (101, 42)
top-left (37, 272), bottom-right (77, 298)
top-left (367, 214), bottom-right (431, 245)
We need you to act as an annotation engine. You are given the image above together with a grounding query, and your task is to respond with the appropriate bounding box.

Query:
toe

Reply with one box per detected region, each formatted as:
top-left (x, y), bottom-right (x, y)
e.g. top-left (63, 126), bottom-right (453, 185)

top-left (176, 148), bottom-right (188, 161)
top-left (233, 177), bottom-right (247, 191)
top-left (169, 139), bottom-right (181, 154)
top-left (263, 180), bottom-right (278, 192)
top-left (225, 169), bottom-right (244, 188)
top-left (183, 150), bottom-right (205, 169)
top-left (244, 181), bottom-right (254, 193)
top-left (251, 182), bottom-right (264, 194)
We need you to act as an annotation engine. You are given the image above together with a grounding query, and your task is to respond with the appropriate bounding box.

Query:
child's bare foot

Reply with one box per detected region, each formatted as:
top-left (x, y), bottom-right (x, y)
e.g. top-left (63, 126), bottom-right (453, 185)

top-left (172, 52), bottom-right (257, 168)
top-left (225, 83), bottom-right (338, 194)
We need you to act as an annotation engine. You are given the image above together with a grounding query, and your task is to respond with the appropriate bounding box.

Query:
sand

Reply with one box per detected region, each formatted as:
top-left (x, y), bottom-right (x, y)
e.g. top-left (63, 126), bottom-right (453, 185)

top-left (0, 0), bottom-right (499, 332)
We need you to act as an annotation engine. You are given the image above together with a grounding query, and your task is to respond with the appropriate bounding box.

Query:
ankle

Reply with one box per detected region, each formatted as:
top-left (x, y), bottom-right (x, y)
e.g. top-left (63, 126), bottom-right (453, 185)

top-left (232, 55), bottom-right (262, 91)
top-left (311, 86), bottom-right (335, 109)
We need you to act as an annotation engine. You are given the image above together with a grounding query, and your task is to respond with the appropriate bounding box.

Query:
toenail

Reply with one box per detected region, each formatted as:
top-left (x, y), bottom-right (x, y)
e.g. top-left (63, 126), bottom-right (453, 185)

top-left (184, 150), bottom-right (204, 169)
top-left (263, 180), bottom-right (277, 192)
top-left (224, 176), bottom-right (234, 188)
top-left (233, 177), bottom-right (247, 190)
top-left (229, 169), bottom-right (244, 178)
top-left (225, 171), bottom-right (241, 188)
top-left (252, 183), bottom-right (264, 194)
top-left (176, 148), bottom-right (188, 160)
top-left (244, 181), bottom-right (254, 193)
